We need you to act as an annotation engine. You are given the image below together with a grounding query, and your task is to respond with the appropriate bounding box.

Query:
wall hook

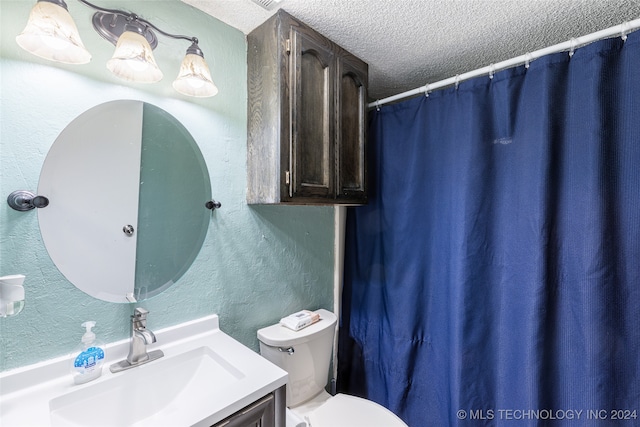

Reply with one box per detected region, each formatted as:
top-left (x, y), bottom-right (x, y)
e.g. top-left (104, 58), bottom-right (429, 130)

top-left (205, 199), bottom-right (222, 210)
top-left (7, 190), bottom-right (49, 211)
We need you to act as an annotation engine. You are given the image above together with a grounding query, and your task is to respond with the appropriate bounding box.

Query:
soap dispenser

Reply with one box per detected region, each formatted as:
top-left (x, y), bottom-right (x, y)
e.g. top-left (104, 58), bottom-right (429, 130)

top-left (71, 321), bottom-right (105, 385)
top-left (0, 274), bottom-right (26, 317)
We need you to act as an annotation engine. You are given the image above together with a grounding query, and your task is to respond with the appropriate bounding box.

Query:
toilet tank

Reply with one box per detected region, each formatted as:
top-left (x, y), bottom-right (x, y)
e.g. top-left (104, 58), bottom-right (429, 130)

top-left (257, 309), bottom-right (337, 407)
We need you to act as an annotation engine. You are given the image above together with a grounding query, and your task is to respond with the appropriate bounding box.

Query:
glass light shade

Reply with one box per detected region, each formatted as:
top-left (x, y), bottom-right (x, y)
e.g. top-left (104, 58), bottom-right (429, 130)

top-left (172, 53), bottom-right (218, 97)
top-left (15, 1), bottom-right (91, 64)
top-left (106, 30), bottom-right (163, 83)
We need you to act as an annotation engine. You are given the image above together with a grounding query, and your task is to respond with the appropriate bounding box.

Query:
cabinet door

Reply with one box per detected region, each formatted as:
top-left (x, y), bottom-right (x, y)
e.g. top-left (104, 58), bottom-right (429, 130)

top-left (336, 57), bottom-right (367, 202)
top-left (212, 393), bottom-right (274, 427)
top-left (289, 27), bottom-right (334, 200)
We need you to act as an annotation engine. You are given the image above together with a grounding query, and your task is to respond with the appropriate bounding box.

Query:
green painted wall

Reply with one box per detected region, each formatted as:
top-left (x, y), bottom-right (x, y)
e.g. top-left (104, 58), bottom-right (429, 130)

top-left (0, 0), bottom-right (334, 371)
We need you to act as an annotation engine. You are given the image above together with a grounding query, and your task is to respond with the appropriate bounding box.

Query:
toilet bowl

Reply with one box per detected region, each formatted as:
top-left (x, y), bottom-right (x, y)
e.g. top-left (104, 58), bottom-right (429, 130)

top-left (257, 309), bottom-right (407, 427)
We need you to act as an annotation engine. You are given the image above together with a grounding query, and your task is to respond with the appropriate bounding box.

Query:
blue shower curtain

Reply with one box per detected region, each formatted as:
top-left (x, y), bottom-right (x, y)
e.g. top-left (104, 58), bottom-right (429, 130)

top-left (338, 32), bottom-right (640, 427)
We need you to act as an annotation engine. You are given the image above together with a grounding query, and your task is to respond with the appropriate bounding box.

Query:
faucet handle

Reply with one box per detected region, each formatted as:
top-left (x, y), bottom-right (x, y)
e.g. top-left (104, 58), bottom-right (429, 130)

top-left (132, 307), bottom-right (150, 329)
top-left (133, 307), bottom-right (149, 319)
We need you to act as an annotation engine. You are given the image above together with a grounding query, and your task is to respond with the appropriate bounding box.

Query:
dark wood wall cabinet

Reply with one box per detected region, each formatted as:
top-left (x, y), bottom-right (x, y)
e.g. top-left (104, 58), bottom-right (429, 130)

top-left (247, 10), bottom-right (368, 205)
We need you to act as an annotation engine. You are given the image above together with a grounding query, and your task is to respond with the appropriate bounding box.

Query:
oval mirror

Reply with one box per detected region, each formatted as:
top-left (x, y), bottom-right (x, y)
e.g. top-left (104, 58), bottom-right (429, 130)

top-left (37, 100), bottom-right (212, 303)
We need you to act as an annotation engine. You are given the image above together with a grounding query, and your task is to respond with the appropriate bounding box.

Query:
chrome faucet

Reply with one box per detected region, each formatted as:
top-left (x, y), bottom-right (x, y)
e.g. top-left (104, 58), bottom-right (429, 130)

top-left (128, 308), bottom-right (157, 364)
top-left (110, 307), bottom-right (164, 373)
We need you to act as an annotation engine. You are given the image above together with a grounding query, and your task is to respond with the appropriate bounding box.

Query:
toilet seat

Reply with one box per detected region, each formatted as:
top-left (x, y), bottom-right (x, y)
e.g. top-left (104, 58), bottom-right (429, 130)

top-left (306, 393), bottom-right (407, 427)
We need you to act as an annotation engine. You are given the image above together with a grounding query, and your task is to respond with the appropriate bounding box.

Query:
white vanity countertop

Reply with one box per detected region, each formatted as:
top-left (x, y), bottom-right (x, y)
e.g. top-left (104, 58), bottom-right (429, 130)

top-left (0, 315), bottom-right (288, 427)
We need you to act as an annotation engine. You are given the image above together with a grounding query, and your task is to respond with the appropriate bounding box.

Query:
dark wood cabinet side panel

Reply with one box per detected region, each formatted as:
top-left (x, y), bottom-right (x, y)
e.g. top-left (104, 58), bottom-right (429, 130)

top-left (247, 13), bottom-right (286, 204)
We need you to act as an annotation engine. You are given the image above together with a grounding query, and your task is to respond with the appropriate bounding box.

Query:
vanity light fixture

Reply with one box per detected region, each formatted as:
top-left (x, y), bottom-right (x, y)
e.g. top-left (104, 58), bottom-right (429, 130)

top-left (16, 0), bottom-right (218, 97)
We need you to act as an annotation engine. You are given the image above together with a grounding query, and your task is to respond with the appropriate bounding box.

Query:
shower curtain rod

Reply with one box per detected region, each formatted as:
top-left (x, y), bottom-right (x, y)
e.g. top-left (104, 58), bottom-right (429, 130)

top-left (369, 18), bottom-right (640, 109)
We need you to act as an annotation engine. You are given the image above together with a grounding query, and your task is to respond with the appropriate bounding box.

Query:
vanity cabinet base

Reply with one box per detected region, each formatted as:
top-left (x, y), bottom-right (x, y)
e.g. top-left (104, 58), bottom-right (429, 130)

top-left (212, 386), bottom-right (285, 427)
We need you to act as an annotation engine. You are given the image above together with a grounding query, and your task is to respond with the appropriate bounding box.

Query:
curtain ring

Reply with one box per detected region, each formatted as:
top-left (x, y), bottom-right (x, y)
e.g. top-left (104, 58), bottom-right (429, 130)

top-left (489, 64), bottom-right (495, 79)
top-left (569, 38), bottom-right (578, 58)
top-left (454, 74), bottom-right (461, 90)
top-left (375, 100), bottom-right (381, 111)
top-left (424, 83), bottom-right (431, 98)
top-left (524, 52), bottom-right (533, 69)
top-left (621, 21), bottom-right (629, 42)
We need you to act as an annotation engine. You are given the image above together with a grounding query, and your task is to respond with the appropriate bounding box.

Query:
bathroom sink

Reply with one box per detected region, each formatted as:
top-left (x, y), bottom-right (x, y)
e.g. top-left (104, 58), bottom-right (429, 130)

top-left (1, 315), bottom-right (287, 427)
top-left (49, 346), bottom-right (245, 426)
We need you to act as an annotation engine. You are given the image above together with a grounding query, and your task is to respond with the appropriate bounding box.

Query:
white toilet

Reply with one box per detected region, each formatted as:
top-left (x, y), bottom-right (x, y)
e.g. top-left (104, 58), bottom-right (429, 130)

top-left (257, 309), bottom-right (408, 427)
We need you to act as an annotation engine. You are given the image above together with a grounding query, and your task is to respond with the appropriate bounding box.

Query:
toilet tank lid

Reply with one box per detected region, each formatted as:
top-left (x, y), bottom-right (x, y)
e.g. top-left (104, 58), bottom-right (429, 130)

top-left (257, 309), bottom-right (337, 347)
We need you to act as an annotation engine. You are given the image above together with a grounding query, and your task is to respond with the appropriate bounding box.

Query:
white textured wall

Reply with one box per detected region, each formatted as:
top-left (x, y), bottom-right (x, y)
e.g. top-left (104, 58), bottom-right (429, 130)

top-left (0, 0), bottom-right (334, 371)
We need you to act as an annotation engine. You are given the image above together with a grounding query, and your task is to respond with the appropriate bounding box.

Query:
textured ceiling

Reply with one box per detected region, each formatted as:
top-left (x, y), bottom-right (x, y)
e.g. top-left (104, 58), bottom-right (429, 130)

top-left (182, 0), bottom-right (640, 100)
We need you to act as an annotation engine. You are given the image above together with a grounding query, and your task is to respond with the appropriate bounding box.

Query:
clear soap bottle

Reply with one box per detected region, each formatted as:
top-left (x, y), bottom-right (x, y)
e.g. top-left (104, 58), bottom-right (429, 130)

top-left (70, 321), bottom-right (105, 385)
